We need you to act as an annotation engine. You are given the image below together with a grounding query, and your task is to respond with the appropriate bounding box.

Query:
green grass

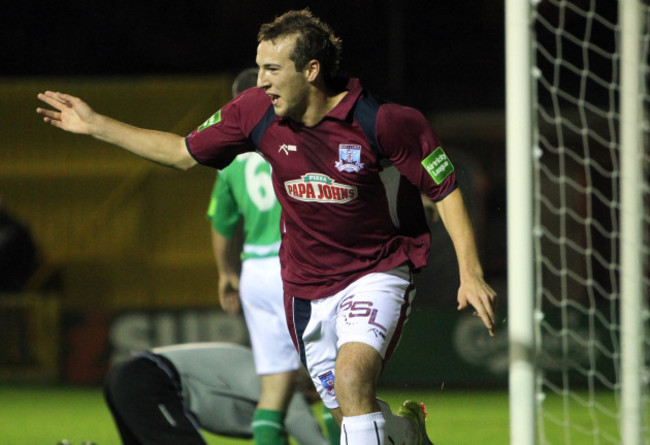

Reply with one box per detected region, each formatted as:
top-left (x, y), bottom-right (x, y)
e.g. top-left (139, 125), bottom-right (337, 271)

top-left (0, 385), bottom-right (509, 444)
top-left (1, 384), bottom-right (639, 444)
top-left (377, 388), bottom-right (510, 444)
top-left (535, 391), bottom-right (622, 444)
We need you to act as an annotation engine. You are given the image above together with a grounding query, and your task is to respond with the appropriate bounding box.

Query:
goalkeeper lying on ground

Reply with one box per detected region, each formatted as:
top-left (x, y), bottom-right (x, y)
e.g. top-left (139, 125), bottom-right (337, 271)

top-left (104, 342), bottom-right (339, 445)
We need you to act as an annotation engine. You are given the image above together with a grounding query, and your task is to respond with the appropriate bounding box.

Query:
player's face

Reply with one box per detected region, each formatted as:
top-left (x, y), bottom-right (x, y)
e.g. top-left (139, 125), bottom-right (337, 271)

top-left (256, 35), bottom-right (310, 121)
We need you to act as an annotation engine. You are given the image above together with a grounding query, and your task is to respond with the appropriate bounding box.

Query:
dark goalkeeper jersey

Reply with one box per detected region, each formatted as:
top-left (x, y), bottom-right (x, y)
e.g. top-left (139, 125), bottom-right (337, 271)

top-left (186, 78), bottom-right (457, 300)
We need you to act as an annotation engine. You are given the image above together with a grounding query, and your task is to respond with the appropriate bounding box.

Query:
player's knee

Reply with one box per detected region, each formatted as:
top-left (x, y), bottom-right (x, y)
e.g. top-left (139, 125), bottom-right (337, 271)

top-left (335, 343), bottom-right (381, 404)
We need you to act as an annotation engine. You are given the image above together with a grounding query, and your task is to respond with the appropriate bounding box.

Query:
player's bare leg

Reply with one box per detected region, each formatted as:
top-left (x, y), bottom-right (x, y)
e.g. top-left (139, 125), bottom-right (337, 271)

top-left (335, 341), bottom-right (386, 444)
top-left (253, 370), bottom-right (298, 445)
top-left (258, 370), bottom-right (298, 411)
top-left (330, 344), bottom-right (431, 445)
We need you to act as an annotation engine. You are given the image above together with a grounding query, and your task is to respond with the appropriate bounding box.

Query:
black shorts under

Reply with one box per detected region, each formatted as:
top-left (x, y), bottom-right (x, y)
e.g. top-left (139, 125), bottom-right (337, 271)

top-left (103, 352), bottom-right (205, 445)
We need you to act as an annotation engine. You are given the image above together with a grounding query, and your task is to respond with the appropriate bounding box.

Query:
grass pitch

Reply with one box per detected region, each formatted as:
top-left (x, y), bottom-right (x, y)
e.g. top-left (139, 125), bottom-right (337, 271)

top-left (1, 384), bottom-right (632, 444)
top-left (1, 385), bottom-right (507, 444)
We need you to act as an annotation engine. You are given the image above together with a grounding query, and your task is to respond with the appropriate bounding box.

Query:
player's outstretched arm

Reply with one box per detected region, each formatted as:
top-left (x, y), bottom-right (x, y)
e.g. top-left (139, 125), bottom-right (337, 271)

top-left (435, 188), bottom-right (497, 336)
top-left (36, 91), bottom-right (197, 170)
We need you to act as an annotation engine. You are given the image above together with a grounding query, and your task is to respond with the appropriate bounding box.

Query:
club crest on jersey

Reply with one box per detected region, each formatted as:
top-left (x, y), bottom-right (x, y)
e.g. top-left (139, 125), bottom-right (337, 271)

top-left (318, 370), bottom-right (336, 396)
top-left (335, 144), bottom-right (364, 173)
top-left (285, 173), bottom-right (357, 204)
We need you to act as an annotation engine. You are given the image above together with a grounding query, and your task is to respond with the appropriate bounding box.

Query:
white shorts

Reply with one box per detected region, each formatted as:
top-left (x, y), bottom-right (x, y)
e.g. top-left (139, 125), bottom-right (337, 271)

top-left (288, 265), bottom-right (415, 408)
top-left (240, 256), bottom-right (301, 375)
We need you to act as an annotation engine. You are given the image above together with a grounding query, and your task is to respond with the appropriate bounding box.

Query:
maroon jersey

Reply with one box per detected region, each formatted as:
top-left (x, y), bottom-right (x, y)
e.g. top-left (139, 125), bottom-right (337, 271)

top-left (187, 78), bottom-right (457, 300)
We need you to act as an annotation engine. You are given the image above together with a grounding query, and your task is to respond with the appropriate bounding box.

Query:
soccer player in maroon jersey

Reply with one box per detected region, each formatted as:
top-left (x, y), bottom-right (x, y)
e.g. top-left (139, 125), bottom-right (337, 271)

top-left (37, 9), bottom-right (496, 445)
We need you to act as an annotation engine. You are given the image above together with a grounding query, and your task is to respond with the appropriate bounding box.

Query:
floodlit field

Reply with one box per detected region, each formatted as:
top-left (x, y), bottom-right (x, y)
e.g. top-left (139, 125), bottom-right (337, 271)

top-left (1, 385), bottom-right (509, 444)
top-left (1, 385), bottom-right (636, 444)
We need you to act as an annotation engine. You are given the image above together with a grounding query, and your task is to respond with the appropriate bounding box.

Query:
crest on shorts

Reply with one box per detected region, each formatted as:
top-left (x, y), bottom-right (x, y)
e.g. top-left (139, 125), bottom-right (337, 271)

top-left (318, 370), bottom-right (336, 396)
top-left (335, 144), bottom-right (364, 173)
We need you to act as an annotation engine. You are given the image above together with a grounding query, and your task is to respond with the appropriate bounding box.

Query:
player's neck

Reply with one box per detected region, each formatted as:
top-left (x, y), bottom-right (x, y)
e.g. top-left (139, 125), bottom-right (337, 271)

top-left (300, 86), bottom-right (347, 127)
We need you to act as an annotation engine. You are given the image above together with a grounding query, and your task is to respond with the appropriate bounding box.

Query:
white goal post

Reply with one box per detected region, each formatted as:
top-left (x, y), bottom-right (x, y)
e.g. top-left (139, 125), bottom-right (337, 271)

top-left (507, 1), bottom-right (649, 444)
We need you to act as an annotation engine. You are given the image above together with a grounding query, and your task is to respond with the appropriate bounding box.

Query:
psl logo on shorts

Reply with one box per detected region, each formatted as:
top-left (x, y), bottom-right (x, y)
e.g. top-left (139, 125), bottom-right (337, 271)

top-left (318, 370), bottom-right (336, 396)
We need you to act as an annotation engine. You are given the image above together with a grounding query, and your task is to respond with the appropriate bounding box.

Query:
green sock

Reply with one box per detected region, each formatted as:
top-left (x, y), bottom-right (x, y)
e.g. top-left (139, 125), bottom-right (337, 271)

top-left (252, 409), bottom-right (288, 445)
top-left (322, 405), bottom-right (341, 445)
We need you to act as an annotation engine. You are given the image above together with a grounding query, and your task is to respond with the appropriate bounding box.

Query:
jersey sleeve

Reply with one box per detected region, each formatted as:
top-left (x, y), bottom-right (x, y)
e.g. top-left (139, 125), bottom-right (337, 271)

top-left (376, 103), bottom-right (457, 202)
top-left (186, 88), bottom-right (271, 169)
top-left (207, 169), bottom-right (242, 238)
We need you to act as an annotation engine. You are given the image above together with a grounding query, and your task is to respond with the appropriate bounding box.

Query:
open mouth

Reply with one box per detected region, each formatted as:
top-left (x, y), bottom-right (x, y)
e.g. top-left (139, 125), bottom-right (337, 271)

top-left (268, 94), bottom-right (280, 105)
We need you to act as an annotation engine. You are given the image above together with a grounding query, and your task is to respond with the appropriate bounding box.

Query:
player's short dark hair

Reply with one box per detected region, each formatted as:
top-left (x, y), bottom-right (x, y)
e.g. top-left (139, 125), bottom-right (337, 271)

top-left (258, 9), bottom-right (342, 83)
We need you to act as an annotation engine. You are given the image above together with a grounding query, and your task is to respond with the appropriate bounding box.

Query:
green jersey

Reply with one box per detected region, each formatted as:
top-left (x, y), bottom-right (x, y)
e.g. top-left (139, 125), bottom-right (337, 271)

top-left (207, 152), bottom-right (281, 260)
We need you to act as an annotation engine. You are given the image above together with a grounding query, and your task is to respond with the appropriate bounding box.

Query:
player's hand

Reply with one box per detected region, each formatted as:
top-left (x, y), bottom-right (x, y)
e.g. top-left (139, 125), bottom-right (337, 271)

top-left (219, 280), bottom-right (241, 315)
top-left (457, 275), bottom-right (497, 336)
top-left (36, 91), bottom-right (96, 135)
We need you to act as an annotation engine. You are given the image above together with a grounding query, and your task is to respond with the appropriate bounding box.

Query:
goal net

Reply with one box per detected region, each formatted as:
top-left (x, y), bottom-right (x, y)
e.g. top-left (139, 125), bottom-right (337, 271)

top-left (508, 1), bottom-right (650, 444)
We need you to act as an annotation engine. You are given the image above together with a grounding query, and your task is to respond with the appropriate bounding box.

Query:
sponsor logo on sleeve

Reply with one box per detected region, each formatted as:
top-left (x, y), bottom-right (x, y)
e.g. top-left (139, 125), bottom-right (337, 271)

top-left (422, 146), bottom-right (455, 184)
top-left (197, 109), bottom-right (222, 132)
top-left (284, 173), bottom-right (357, 203)
top-left (334, 144), bottom-right (364, 172)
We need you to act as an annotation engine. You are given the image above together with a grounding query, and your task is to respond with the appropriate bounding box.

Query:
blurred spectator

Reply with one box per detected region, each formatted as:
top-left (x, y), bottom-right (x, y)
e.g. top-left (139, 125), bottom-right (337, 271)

top-left (0, 196), bottom-right (39, 365)
top-left (0, 196), bottom-right (38, 294)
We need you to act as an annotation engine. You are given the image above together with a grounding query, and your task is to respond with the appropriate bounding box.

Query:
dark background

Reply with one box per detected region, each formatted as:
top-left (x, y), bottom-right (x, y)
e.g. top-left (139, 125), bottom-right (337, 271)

top-left (2, 0), bottom-right (511, 297)
top-left (0, 0), bottom-right (634, 392)
top-left (2, 0), bottom-right (505, 112)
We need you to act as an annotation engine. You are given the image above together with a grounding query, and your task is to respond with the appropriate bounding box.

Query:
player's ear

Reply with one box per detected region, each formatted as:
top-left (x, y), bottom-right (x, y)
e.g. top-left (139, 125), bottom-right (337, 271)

top-left (305, 59), bottom-right (320, 83)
